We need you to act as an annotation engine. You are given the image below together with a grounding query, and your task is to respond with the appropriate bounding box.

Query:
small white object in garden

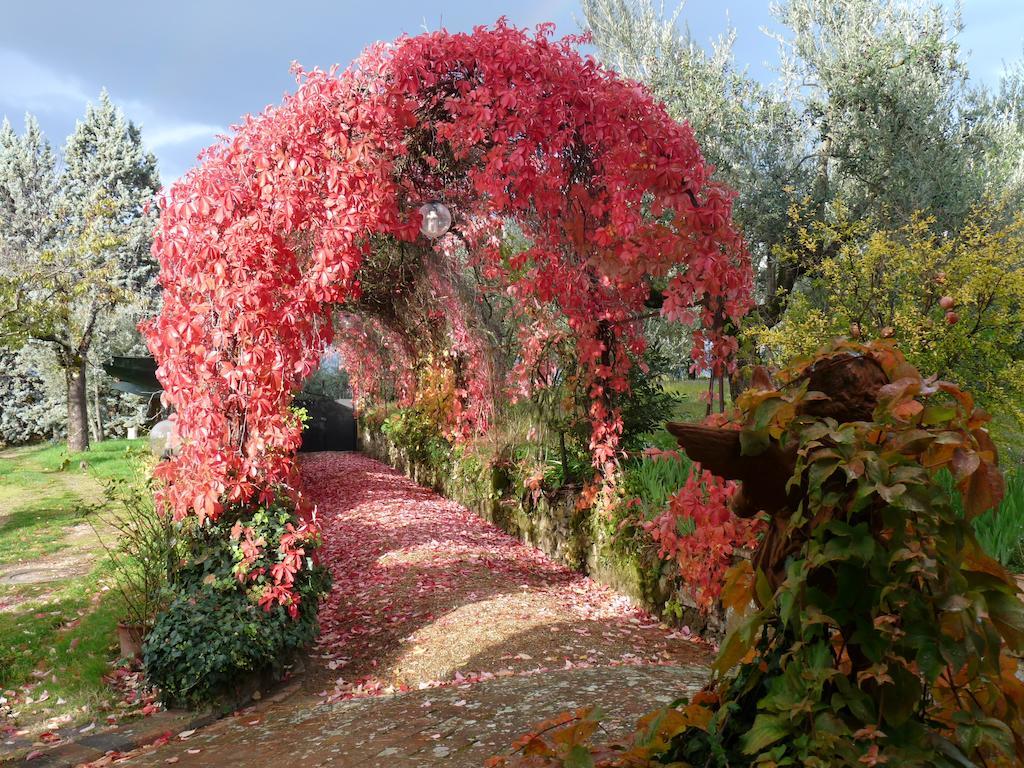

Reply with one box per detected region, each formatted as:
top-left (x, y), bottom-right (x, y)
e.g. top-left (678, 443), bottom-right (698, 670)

top-left (149, 419), bottom-right (175, 457)
top-left (418, 201), bottom-right (452, 239)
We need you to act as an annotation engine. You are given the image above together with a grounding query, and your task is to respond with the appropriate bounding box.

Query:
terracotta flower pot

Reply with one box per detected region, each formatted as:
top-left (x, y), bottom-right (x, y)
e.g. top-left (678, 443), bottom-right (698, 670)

top-left (117, 622), bottom-right (146, 659)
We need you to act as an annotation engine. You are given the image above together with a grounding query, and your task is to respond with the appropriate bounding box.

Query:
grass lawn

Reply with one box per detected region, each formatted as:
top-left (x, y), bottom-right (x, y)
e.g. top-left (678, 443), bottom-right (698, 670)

top-left (0, 439), bottom-right (149, 738)
top-left (633, 378), bottom-right (716, 451)
top-left (663, 378), bottom-right (712, 423)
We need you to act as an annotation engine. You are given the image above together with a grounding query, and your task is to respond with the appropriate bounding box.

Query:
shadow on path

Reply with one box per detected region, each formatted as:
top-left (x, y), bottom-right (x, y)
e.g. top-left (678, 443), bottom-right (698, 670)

top-left (121, 452), bottom-right (712, 767)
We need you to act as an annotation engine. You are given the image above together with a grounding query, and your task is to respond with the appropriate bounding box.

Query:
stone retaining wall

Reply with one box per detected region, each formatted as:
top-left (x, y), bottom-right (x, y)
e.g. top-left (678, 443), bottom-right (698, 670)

top-left (358, 426), bottom-right (731, 639)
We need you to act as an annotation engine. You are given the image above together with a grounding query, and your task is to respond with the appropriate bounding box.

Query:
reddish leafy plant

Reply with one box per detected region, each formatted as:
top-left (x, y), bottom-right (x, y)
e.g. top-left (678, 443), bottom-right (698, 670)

top-left (145, 21), bottom-right (752, 603)
top-left (642, 464), bottom-right (761, 611)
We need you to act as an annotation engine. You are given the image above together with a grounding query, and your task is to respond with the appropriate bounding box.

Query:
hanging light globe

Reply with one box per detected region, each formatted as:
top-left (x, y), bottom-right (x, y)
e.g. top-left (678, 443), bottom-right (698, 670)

top-left (148, 419), bottom-right (175, 458)
top-left (418, 201), bottom-right (452, 239)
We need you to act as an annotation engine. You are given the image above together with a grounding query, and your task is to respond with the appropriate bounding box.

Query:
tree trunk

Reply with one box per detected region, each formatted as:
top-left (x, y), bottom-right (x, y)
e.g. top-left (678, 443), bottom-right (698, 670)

top-left (145, 393), bottom-right (162, 427)
top-left (92, 372), bottom-right (105, 442)
top-left (66, 359), bottom-right (90, 453)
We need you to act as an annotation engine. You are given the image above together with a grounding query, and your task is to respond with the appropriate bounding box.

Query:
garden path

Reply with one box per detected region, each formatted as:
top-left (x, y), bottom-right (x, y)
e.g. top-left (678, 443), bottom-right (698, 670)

top-left (117, 453), bottom-right (711, 767)
top-left (0, 448), bottom-right (110, 593)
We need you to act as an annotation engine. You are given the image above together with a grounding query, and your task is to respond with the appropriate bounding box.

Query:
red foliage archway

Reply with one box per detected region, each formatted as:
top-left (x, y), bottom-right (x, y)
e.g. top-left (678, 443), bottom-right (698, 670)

top-left (146, 22), bottom-right (752, 604)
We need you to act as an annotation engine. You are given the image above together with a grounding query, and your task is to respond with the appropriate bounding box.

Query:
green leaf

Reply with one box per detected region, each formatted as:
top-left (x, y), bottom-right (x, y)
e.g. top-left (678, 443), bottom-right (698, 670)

top-left (755, 568), bottom-right (775, 608)
top-left (564, 745), bottom-right (594, 768)
top-left (986, 590), bottom-right (1024, 651)
top-left (742, 714), bottom-right (789, 754)
top-left (808, 458), bottom-right (842, 491)
top-left (834, 676), bottom-right (876, 723)
top-left (880, 663), bottom-right (921, 727)
top-left (740, 427), bottom-right (771, 456)
top-left (927, 733), bottom-right (980, 767)
top-left (921, 405), bottom-right (957, 426)
top-left (713, 611), bottom-right (763, 674)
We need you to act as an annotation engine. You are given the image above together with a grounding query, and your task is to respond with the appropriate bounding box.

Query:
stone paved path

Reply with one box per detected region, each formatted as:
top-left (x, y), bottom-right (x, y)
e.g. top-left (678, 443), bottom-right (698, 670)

top-left (117, 453), bottom-right (711, 767)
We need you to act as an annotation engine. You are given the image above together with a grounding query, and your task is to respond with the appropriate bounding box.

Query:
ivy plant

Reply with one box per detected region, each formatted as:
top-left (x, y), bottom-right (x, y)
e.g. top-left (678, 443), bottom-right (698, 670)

top-left (493, 340), bottom-right (1024, 767)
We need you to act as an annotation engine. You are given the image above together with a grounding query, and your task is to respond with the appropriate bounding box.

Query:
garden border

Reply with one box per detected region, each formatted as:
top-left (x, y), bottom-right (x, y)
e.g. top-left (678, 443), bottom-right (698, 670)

top-left (357, 426), bottom-right (733, 639)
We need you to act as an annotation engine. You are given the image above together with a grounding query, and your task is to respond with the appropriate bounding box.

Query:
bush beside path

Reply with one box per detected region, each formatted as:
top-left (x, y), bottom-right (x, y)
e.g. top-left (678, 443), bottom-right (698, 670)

top-left (118, 452), bottom-right (712, 767)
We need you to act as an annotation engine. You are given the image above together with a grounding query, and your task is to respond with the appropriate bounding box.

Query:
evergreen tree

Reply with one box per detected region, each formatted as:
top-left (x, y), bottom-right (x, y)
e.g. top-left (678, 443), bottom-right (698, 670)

top-left (0, 115), bottom-right (59, 295)
top-left (0, 348), bottom-right (64, 445)
top-left (62, 90), bottom-right (160, 296)
top-left (0, 116), bottom-right (69, 443)
top-left (0, 94), bottom-right (160, 452)
top-left (61, 91), bottom-right (162, 445)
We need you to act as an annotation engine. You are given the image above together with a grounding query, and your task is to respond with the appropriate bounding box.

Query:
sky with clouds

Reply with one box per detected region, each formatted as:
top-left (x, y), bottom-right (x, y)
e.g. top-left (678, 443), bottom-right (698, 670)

top-left (1, 0), bottom-right (1021, 185)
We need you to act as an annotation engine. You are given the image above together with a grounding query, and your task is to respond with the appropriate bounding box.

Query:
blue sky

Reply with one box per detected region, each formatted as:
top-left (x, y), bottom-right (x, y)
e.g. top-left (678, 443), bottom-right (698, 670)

top-left (1, 0), bottom-right (1021, 184)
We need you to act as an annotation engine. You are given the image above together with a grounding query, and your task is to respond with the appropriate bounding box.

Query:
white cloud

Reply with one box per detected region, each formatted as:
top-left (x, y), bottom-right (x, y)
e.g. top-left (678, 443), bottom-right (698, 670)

top-left (0, 48), bottom-right (89, 113)
top-left (144, 122), bottom-right (223, 150)
top-left (117, 96), bottom-right (222, 154)
top-left (0, 47), bottom-right (222, 183)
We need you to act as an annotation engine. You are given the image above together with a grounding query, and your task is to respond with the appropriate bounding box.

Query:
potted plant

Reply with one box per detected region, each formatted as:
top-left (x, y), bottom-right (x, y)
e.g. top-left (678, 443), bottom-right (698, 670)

top-left (88, 456), bottom-right (178, 658)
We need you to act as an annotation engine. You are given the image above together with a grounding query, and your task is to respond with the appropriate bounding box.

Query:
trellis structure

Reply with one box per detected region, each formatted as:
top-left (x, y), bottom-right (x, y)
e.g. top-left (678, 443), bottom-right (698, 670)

top-left (145, 22), bottom-right (752, 607)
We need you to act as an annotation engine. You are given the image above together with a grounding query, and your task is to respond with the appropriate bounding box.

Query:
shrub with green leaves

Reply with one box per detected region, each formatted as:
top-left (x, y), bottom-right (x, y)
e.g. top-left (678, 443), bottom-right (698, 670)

top-left (381, 406), bottom-right (452, 468)
top-left (667, 343), bottom-right (1024, 765)
top-left (615, 341), bottom-right (684, 454)
top-left (89, 458), bottom-right (178, 630)
top-left (143, 496), bottom-right (330, 708)
top-left (494, 341), bottom-right (1024, 767)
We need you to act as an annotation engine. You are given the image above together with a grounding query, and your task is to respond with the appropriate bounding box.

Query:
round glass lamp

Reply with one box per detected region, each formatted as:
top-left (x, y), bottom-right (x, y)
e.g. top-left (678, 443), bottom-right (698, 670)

top-left (148, 419), bottom-right (175, 457)
top-left (418, 201), bottom-right (452, 239)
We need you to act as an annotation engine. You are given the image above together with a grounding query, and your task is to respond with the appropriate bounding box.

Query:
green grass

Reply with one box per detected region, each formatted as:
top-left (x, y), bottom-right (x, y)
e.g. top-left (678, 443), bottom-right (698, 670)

top-left (0, 440), bottom-right (146, 566)
top-left (662, 378), bottom-right (712, 423)
top-left (939, 468), bottom-right (1024, 571)
top-left (0, 438), bottom-right (148, 733)
top-left (0, 492), bottom-right (90, 566)
top-left (0, 439), bottom-right (146, 482)
top-left (990, 412), bottom-right (1024, 469)
top-left (0, 568), bottom-right (123, 701)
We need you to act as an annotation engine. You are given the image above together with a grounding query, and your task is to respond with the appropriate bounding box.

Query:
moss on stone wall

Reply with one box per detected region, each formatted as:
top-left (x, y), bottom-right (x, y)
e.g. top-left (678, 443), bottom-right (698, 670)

top-left (358, 425), bottom-right (730, 638)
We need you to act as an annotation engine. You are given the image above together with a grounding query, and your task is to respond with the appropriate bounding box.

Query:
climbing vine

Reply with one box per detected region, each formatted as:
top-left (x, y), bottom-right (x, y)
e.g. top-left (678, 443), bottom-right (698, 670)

top-left (145, 21), bottom-right (752, 603)
top-left (492, 340), bottom-right (1024, 766)
top-left (642, 462), bottom-right (761, 611)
